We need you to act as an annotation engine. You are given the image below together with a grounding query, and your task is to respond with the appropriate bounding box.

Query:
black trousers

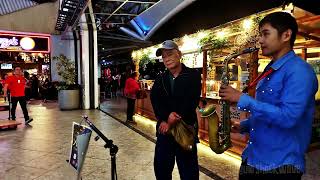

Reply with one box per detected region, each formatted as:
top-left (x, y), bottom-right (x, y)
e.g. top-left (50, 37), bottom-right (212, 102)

top-left (154, 134), bottom-right (199, 180)
top-left (239, 159), bottom-right (303, 180)
top-left (126, 98), bottom-right (135, 121)
top-left (11, 96), bottom-right (30, 120)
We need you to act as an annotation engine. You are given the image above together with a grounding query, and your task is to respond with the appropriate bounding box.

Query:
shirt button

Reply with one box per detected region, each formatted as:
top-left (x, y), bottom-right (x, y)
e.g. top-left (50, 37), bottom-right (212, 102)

top-left (238, 107), bottom-right (241, 110)
top-left (248, 110), bottom-right (251, 113)
top-left (267, 78), bottom-right (270, 80)
top-left (249, 142), bottom-right (252, 144)
top-left (270, 89), bottom-right (273, 92)
top-left (262, 91), bottom-right (265, 93)
top-left (244, 108), bottom-right (247, 111)
top-left (251, 128), bottom-right (254, 131)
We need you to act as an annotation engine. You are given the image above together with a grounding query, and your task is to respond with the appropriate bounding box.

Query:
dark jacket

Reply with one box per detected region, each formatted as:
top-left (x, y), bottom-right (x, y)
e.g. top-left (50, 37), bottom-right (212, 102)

top-left (150, 64), bottom-right (201, 134)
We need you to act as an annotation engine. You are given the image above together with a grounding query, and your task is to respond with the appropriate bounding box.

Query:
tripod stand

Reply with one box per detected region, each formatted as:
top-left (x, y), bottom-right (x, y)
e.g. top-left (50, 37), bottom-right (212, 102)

top-left (82, 116), bottom-right (118, 180)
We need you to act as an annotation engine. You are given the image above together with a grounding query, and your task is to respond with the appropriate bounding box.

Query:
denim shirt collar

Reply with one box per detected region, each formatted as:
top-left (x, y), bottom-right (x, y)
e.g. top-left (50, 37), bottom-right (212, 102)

top-left (270, 50), bottom-right (296, 70)
top-left (256, 50), bottom-right (295, 90)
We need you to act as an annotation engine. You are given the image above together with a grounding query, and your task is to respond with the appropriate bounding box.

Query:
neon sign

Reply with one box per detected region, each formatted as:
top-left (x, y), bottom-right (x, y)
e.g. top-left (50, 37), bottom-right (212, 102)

top-left (0, 37), bottom-right (19, 49)
top-left (20, 37), bottom-right (35, 50)
top-left (0, 31), bottom-right (50, 53)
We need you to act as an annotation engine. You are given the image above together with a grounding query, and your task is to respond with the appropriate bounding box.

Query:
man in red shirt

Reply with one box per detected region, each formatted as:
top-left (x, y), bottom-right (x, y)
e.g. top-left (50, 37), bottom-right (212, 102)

top-left (4, 66), bottom-right (33, 124)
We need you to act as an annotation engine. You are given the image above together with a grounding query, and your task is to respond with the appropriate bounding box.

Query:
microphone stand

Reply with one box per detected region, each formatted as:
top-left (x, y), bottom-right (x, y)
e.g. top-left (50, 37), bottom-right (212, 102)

top-left (82, 116), bottom-right (118, 180)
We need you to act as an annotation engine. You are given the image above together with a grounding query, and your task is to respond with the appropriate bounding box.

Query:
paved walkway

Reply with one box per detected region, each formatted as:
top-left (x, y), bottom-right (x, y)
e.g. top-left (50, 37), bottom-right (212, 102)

top-left (0, 100), bottom-right (214, 179)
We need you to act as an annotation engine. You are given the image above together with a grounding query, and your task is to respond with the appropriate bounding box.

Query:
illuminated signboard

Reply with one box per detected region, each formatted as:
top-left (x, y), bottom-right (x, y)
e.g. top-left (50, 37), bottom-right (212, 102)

top-left (1, 63), bottom-right (12, 70)
top-left (0, 32), bottom-right (50, 53)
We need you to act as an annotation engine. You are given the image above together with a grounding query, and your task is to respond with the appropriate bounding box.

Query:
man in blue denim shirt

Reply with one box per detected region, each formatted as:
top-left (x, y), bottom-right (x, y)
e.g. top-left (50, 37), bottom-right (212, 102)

top-left (219, 12), bottom-right (318, 179)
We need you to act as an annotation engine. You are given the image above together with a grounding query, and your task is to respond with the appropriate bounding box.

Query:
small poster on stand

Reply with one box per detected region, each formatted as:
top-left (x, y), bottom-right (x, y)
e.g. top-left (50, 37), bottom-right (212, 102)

top-left (69, 122), bottom-right (92, 175)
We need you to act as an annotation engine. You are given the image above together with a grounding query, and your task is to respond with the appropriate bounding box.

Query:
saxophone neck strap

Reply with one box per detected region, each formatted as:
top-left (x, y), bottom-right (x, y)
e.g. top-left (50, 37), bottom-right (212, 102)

top-left (242, 68), bottom-right (274, 93)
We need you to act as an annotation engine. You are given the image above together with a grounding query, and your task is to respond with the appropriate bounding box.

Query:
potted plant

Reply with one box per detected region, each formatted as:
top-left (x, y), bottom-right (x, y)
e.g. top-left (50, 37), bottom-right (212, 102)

top-left (53, 54), bottom-right (80, 110)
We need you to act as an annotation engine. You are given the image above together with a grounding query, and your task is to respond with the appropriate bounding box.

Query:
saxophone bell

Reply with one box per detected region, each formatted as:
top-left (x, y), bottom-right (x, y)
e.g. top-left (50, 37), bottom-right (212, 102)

top-left (199, 47), bottom-right (258, 154)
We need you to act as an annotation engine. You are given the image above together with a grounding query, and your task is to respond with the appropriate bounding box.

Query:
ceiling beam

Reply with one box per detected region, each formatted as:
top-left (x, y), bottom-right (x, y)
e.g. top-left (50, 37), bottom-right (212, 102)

top-left (98, 35), bottom-right (152, 44)
top-left (78, 22), bottom-right (125, 24)
top-left (100, 45), bottom-right (138, 52)
top-left (102, 0), bottom-right (157, 4)
top-left (86, 13), bottom-right (138, 16)
top-left (297, 15), bottom-right (320, 24)
top-left (297, 31), bottom-right (320, 42)
top-left (102, 0), bottom-right (129, 24)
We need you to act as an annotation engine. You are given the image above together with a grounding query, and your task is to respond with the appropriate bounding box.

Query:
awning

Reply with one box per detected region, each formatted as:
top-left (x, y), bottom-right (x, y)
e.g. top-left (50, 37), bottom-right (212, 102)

top-left (0, 0), bottom-right (57, 16)
top-left (0, 0), bottom-right (37, 15)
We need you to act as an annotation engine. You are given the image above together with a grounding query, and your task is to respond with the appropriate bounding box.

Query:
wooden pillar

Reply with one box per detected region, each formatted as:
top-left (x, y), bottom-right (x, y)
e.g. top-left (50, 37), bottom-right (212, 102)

top-left (202, 50), bottom-right (207, 98)
top-left (248, 51), bottom-right (259, 97)
top-left (301, 48), bottom-right (307, 60)
top-left (134, 59), bottom-right (140, 80)
top-left (38, 58), bottom-right (43, 76)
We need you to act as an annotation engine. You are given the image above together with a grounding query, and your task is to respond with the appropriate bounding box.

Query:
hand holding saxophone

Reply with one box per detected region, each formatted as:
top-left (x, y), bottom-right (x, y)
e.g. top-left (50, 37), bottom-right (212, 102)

top-left (219, 84), bottom-right (243, 103)
top-left (231, 120), bottom-right (241, 133)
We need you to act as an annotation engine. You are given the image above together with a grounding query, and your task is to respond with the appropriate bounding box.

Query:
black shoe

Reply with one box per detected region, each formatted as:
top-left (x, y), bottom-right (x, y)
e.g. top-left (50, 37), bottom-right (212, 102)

top-left (25, 118), bottom-right (33, 124)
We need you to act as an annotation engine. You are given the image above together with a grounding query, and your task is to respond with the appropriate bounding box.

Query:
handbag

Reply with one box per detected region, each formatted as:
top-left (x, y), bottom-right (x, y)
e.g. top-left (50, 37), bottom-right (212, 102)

top-left (169, 120), bottom-right (196, 151)
top-left (136, 89), bottom-right (147, 99)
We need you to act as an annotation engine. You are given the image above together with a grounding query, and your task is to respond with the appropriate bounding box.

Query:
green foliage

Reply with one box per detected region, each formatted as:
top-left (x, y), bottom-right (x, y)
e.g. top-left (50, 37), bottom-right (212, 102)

top-left (198, 33), bottom-right (230, 51)
top-left (53, 54), bottom-right (79, 90)
top-left (139, 53), bottom-right (155, 68)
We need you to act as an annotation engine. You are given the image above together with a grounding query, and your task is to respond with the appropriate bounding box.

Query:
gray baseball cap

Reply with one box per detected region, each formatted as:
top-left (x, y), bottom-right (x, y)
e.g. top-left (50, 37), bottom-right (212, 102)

top-left (156, 40), bottom-right (179, 56)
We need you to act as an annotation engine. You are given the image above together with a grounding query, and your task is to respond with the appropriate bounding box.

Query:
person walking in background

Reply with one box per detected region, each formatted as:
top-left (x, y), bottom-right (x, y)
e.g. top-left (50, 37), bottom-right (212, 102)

top-left (0, 76), bottom-right (4, 97)
top-left (3, 66), bottom-right (33, 124)
top-left (124, 72), bottom-right (140, 124)
top-left (111, 70), bottom-right (121, 97)
top-left (30, 75), bottom-right (39, 100)
top-left (2, 74), bottom-right (8, 102)
top-left (120, 71), bottom-right (126, 96)
top-left (24, 71), bottom-right (31, 101)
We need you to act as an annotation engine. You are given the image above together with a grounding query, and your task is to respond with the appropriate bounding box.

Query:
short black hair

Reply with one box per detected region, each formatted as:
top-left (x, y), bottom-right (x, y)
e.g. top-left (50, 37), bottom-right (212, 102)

top-left (14, 66), bottom-right (22, 70)
top-left (129, 72), bottom-right (138, 78)
top-left (259, 12), bottom-right (298, 47)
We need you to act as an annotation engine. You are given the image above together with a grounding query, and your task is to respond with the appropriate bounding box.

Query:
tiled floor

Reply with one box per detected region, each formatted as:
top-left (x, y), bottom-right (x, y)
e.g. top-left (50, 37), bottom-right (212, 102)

top-left (0, 100), bottom-right (213, 179)
top-left (100, 97), bottom-right (320, 180)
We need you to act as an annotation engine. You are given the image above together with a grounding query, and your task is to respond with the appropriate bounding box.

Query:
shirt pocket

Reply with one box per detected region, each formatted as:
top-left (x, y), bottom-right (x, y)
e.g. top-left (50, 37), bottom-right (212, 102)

top-left (266, 82), bottom-right (282, 95)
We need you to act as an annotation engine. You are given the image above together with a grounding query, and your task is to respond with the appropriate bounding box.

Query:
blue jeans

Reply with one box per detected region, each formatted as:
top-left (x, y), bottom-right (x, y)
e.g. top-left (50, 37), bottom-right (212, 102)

top-left (154, 134), bottom-right (199, 180)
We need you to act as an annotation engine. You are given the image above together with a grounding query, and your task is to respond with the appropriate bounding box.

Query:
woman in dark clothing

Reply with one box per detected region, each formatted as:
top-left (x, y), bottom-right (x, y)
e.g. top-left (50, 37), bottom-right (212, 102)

top-left (30, 75), bottom-right (39, 99)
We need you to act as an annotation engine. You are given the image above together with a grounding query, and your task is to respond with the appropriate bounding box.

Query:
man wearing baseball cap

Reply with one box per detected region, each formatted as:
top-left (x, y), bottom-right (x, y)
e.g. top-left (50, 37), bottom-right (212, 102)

top-left (151, 40), bottom-right (201, 179)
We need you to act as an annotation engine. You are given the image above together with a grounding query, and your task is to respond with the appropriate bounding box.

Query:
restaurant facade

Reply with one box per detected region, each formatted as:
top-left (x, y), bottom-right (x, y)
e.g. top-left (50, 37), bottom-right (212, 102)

top-left (0, 30), bottom-right (51, 81)
top-left (131, 4), bottom-right (320, 155)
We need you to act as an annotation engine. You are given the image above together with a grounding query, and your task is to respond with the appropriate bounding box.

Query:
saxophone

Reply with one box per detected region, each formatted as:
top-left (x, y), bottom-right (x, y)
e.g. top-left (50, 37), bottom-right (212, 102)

top-left (199, 47), bottom-right (259, 154)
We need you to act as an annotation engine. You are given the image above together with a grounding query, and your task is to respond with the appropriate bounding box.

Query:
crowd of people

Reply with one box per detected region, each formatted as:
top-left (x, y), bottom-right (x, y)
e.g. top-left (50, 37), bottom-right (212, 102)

top-left (0, 72), bottom-right (58, 102)
top-left (24, 73), bottom-right (58, 102)
top-left (100, 65), bottom-right (133, 99)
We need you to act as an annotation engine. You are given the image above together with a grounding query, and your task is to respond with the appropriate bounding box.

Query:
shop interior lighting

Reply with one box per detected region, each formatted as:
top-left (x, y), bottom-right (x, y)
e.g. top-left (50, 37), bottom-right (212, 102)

top-left (216, 30), bottom-right (227, 39)
top-left (242, 19), bottom-right (253, 30)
